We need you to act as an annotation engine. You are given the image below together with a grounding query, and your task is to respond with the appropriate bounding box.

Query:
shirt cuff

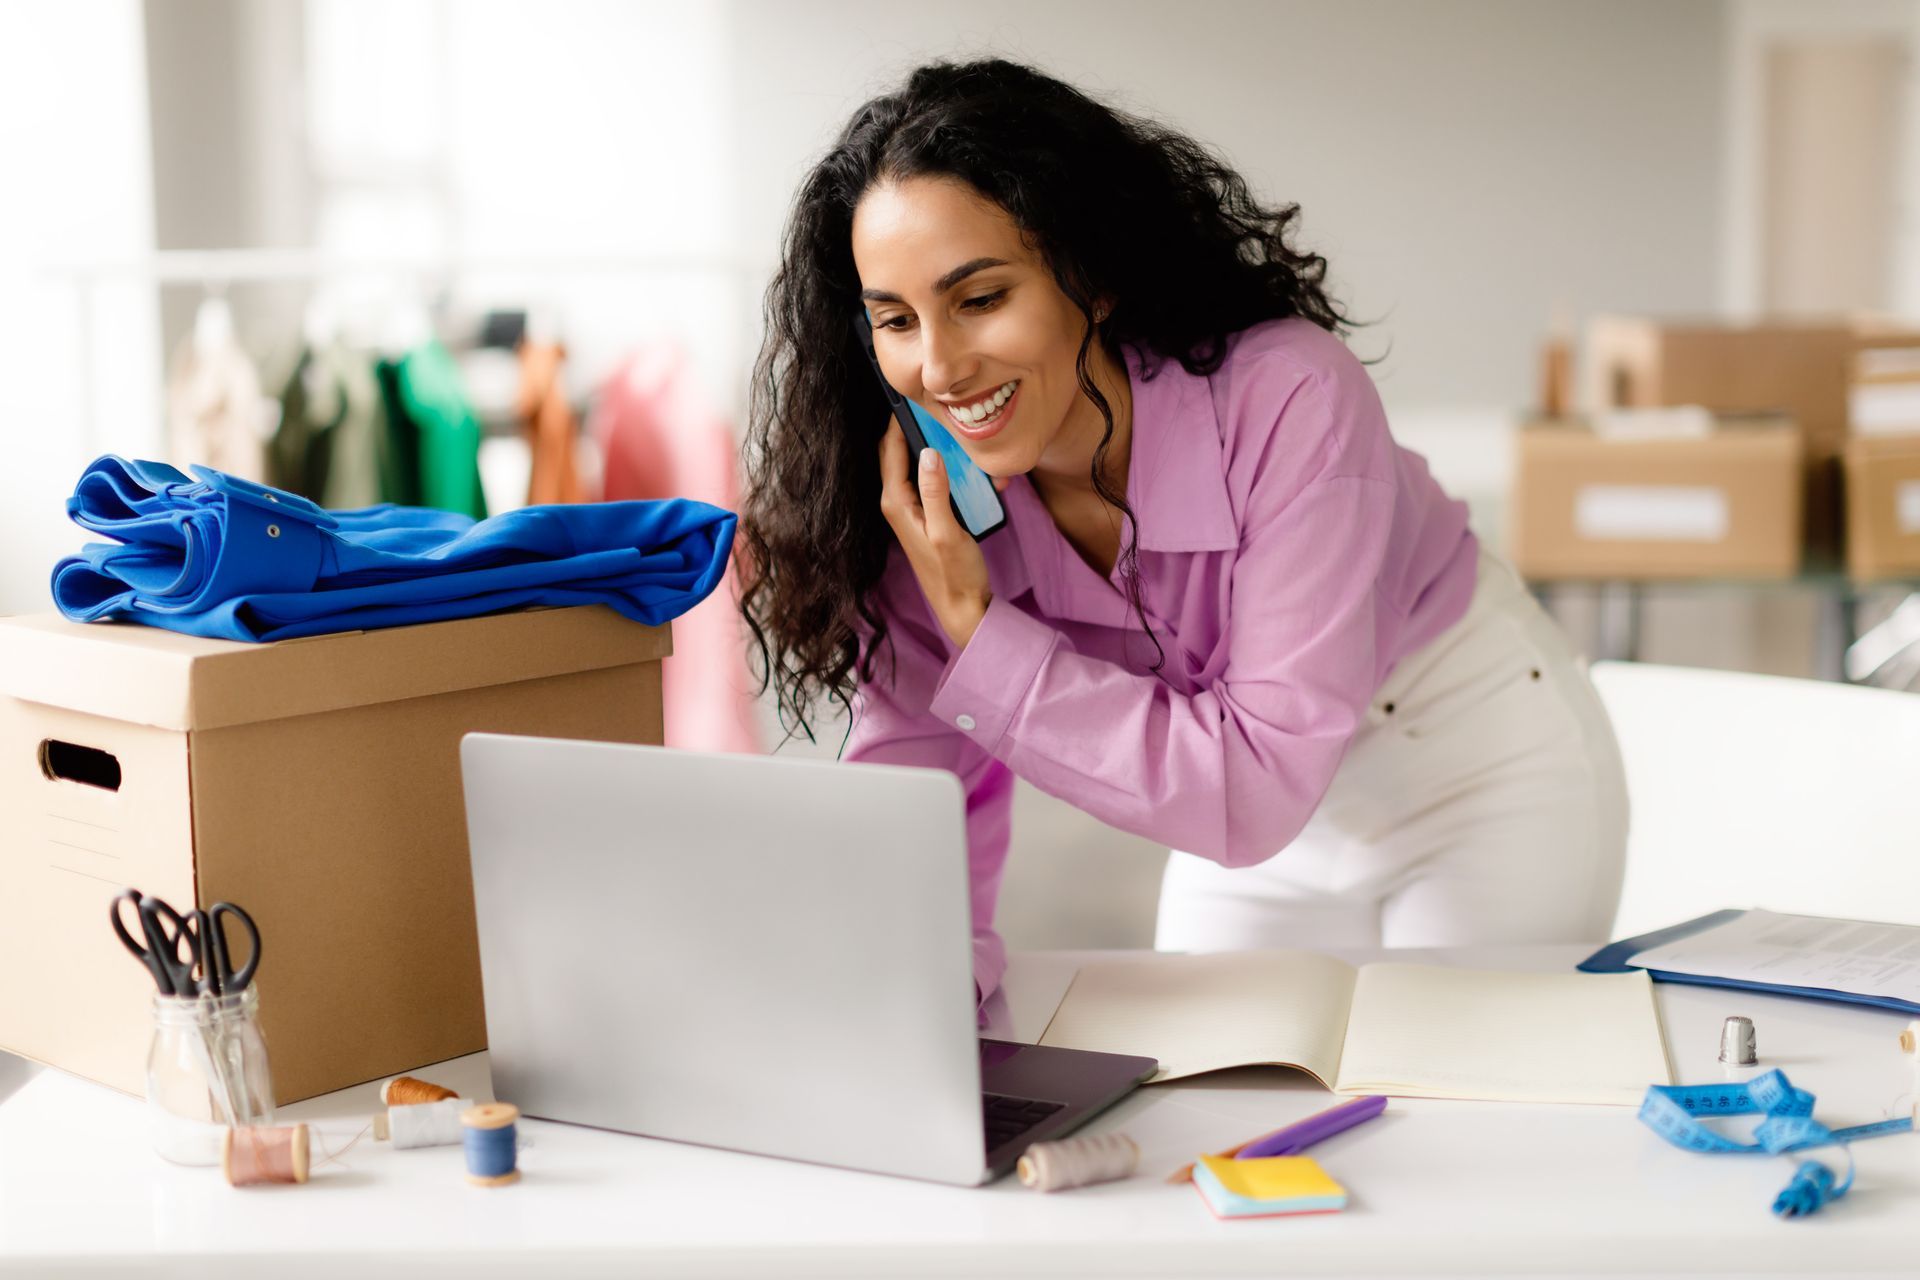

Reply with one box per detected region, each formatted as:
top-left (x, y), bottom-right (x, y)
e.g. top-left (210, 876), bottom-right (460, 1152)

top-left (931, 595), bottom-right (1056, 755)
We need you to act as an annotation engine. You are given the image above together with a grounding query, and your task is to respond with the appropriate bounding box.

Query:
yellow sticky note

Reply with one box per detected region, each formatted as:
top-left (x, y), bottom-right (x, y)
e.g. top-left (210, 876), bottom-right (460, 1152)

top-left (1198, 1155), bottom-right (1347, 1205)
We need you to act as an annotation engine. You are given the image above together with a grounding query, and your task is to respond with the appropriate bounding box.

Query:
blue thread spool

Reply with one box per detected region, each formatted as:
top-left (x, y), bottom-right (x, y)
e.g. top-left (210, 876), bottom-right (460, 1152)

top-left (461, 1103), bottom-right (520, 1187)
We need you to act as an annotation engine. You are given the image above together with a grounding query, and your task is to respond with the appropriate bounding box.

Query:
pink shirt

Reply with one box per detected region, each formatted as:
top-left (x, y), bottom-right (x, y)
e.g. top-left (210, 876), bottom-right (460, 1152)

top-left (844, 318), bottom-right (1478, 1002)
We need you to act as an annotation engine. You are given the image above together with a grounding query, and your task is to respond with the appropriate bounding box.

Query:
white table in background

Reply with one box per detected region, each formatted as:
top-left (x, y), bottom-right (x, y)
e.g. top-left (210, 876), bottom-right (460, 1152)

top-left (1, 945), bottom-right (1915, 1278)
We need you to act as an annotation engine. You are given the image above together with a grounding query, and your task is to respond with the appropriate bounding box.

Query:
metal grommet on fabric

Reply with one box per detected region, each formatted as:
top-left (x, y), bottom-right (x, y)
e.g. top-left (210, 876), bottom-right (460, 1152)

top-left (267, 525), bottom-right (281, 538)
top-left (956, 714), bottom-right (978, 731)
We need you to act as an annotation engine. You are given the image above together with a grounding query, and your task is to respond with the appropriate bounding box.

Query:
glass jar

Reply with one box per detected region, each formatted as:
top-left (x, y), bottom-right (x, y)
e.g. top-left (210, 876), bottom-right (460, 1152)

top-left (146, 987), bottom-right (275, 1165)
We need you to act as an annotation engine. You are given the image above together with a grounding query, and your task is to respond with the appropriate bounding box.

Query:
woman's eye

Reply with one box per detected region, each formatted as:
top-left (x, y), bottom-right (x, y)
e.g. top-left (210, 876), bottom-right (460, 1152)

top-left (961, 290), bottom-right (1007, 311)
top-left (875, 314), bottom-right (912, 331)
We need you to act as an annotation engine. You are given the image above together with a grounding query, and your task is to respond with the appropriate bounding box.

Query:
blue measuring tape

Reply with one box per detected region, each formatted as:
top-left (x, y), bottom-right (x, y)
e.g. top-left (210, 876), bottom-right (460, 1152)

top-left (1639, 1070), bottom-right (1913, 1217)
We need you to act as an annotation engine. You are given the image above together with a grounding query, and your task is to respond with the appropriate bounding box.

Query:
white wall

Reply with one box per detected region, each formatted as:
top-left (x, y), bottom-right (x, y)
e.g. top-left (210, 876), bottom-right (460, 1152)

top-left (725, 0), bottom-right (1730, 414)
top-left (0, 0), bottom-right (159, 618)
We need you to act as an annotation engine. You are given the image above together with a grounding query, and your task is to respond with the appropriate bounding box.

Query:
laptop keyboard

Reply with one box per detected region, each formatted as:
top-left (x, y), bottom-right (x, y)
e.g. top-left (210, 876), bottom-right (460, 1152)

top-left (982, 1092), bottom-right (1065, 1150)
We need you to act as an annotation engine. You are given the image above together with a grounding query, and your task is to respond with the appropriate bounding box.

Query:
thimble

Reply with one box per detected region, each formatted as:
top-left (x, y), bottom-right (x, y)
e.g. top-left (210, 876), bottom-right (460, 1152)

top-left (1718, 1015), bottom-right (1758, 1066)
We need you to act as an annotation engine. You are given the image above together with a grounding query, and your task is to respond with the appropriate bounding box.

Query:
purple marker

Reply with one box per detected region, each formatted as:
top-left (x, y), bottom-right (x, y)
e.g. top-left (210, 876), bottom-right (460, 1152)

top-left (1235, 1095), bottom-right (1387, 1160)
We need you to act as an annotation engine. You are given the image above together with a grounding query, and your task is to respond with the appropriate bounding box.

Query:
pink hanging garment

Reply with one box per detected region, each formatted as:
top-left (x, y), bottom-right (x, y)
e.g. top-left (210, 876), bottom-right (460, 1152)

top-left (591, 346), bottom-right (763, 754)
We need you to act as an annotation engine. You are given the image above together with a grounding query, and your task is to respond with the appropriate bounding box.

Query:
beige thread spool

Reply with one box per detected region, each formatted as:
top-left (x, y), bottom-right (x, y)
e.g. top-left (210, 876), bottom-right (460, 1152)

top-left (222, 1124), bottom-right (310, 1186)
top-left (1902, 1022), bottom-right (1920, 1124)
top-left (1015, 1133), bottom-right (1139, 1192)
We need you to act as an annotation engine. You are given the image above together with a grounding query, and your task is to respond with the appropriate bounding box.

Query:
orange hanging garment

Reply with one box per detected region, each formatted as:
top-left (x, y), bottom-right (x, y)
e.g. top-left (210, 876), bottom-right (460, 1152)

top-left (516, 340), bottom-right (586, 506)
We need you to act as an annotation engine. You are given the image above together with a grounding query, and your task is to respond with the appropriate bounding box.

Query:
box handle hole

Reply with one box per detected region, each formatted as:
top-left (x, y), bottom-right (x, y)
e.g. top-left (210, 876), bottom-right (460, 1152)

top-left (38, 740), bottom-right (122, 791)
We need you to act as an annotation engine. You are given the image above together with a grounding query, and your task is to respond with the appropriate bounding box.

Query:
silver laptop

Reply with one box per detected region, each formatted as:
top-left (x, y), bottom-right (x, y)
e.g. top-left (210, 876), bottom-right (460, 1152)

top-left (459, 732), bottom-right (1156, 1186)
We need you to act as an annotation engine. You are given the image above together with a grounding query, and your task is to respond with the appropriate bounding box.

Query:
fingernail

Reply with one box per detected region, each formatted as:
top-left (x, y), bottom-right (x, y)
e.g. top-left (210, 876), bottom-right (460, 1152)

top-left (921, 450), bottom-right (940, 472)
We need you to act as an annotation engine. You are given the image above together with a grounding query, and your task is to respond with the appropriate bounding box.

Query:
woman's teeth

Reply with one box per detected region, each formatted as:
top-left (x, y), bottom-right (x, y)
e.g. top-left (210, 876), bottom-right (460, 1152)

top-left (949, 380), bottom-right (1018, 429)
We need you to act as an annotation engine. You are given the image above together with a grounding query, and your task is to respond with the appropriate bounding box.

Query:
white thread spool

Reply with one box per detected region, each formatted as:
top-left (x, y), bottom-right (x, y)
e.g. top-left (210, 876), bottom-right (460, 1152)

top-left (1016, 1133), bottom-right (1139, 1192)
top-left (371, 1097), bottom-right (469, 1149)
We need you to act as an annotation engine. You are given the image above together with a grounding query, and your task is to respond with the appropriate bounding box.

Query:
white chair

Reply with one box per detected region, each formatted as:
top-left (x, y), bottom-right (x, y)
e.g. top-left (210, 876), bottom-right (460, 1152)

top-left (1591, 660), bottom-right (1920, 939)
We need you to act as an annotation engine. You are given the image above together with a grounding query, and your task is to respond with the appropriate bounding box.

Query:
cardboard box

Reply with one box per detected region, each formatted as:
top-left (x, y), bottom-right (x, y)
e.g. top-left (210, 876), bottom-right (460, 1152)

top-left (0, 605), bottom-right (670, 1103)
top-left (1584, 317), bottom-right (1858, 445)
top-left (1583, 317), bottom-right (1920, 558)
top-left (1843, 433), bottom-right (1920, 581)
top-left (1509, 417), bottom-right (1803, 580)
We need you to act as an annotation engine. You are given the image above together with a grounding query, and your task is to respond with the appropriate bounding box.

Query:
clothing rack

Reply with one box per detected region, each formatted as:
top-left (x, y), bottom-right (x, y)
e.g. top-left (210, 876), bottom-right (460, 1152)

top-left (44, 247), bottom-right (759, 284)
top-left (43, 248), bottom-right (765, 454)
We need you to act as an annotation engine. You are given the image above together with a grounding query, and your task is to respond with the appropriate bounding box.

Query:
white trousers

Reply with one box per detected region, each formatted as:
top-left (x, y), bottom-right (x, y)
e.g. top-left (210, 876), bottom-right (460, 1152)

top-left (1155, 550), bottom-right (1628, 951)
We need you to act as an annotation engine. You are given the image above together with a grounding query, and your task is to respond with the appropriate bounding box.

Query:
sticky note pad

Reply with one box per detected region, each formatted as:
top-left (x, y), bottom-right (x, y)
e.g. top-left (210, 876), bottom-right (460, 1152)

top-left (1192, 1155), bottom-right (1348, 1220)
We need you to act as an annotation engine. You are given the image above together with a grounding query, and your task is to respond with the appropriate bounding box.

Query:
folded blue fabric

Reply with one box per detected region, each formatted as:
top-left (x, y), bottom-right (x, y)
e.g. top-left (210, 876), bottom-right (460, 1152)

top-left (52, 456), bottom-right (737, 643)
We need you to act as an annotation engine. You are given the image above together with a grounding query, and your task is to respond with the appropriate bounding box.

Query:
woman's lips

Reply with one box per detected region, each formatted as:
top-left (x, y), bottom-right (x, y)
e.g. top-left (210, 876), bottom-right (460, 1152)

top-left (948, 383), bottom-right (1018, 442)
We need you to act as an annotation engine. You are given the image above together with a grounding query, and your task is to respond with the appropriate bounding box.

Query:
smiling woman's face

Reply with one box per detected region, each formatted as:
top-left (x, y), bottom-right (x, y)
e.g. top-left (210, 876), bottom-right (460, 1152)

top-left (851, 175), bottom-right (1111, 479)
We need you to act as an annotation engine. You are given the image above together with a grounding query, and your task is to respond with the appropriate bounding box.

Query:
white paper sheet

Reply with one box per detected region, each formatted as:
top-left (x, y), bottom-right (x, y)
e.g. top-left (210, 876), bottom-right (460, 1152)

top-left (1628, 909), bottom-right (1920, 1003)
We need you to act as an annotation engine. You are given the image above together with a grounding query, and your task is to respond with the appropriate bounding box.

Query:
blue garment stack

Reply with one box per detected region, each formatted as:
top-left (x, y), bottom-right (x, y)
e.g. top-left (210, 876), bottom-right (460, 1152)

top-left (51, 456), bottom-right (736, 643)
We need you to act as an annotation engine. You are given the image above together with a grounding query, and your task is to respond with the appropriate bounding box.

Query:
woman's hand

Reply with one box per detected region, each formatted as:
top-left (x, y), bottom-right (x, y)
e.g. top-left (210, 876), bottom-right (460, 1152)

top-left (877, 420), bottom-right (1003, 649)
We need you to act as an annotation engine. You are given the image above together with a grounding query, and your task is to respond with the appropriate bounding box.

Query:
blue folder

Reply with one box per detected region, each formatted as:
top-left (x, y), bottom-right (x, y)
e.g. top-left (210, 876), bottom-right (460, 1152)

top-left (1577, 909), bottom-right (1920, 1017)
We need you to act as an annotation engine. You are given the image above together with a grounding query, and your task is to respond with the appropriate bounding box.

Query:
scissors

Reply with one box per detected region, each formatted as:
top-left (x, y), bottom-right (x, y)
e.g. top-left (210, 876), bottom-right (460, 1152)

top-left (109, 890), bottom-right (202, 997)
top-left (185, 902), bottom-right (261, 997)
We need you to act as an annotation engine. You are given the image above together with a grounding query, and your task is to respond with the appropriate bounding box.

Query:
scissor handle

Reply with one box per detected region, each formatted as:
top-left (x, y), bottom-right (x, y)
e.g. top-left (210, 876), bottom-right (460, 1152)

top-left (140, 897), bottom-right (201, 998)
top-left (109, 889), bottom-right (172, 994)
top-left (206, 902), bottom-right (260, 994)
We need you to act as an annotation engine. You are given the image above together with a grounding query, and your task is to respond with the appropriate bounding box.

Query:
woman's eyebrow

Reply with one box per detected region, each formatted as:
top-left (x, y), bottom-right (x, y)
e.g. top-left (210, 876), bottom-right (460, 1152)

top-left (860, 256), bottom-right (1010, 304)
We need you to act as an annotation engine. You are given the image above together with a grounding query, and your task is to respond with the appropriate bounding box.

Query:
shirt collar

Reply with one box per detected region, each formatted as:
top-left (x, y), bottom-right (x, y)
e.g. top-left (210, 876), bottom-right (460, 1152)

top-left (1121, 344), bottom-right (1238, 552)
top-left (982, 343), bottom-right (1237, 622)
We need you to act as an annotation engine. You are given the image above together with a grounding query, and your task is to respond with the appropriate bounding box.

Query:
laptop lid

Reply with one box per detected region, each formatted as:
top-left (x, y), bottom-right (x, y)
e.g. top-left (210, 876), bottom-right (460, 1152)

top-left (459, 732), bottom-right (989, 1185)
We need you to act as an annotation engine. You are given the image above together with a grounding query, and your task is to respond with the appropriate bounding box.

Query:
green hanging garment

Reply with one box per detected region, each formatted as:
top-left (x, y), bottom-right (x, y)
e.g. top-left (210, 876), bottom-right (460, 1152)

top-left (376, 341), bottom-right (487, 518)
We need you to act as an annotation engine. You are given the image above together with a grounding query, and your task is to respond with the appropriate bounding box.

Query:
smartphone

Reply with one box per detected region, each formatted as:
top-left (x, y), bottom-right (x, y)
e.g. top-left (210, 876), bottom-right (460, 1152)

top-left (854, 311), bottom-right (1007, 540)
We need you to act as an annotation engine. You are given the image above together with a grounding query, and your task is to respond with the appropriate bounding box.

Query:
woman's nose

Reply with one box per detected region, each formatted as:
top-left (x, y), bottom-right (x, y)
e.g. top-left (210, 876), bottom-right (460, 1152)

top-left (918, 318), bottom-right (979, 398)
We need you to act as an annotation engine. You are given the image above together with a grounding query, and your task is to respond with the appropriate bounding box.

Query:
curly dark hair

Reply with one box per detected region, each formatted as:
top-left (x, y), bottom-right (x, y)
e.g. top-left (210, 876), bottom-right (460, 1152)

top-left (740, 57), bottom-right (1356, 746)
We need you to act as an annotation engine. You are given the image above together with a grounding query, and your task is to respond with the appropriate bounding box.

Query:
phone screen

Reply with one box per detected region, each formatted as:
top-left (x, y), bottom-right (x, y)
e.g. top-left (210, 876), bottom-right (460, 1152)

top-left (854, 312), bottom-right (1007, 540)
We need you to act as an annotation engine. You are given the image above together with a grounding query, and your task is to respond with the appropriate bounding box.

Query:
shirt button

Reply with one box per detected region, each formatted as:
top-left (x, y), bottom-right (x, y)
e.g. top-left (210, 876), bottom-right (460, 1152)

top-left (956, 714), bottom-right (978, 731)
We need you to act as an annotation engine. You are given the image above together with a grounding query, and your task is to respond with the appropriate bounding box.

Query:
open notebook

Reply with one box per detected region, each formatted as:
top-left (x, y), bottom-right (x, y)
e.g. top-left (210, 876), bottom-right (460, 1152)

top-left (1038, 952), bottom-right (1672, 1105)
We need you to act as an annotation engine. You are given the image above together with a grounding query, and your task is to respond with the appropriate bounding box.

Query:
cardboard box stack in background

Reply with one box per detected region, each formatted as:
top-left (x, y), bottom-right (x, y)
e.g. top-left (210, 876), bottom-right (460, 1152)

top-left (1845, 344), bottom-right (1920, 580)
top-left (1583, 317), bottom-right (1845, 563)
top-left (1509, 414), bottom-right (1802, 580)
top-left (0, 605), bottom-right (670, 1104)
top-left (1534, 315), bottom-right (1920, 580)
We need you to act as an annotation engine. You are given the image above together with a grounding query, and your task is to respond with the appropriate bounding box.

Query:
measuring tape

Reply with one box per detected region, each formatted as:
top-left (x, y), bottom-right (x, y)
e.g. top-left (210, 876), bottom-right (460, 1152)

top-left (1639, 1070), bottom-right (1914, 1217)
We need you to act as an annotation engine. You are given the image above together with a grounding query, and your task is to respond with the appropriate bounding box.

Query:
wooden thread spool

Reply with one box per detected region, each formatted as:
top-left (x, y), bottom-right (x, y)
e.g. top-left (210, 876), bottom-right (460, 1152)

top-left (382, 1075), bottom-right (460, 1106)
top-left (462, 1102), bottom-right (520, 1186)
top-left (1016, 1133), bottom-right (1139, 1192)
top-left (222, 1124), bottom-right (310, 1187)
top-left (1903, 1022), bottom-right (1920, 1125)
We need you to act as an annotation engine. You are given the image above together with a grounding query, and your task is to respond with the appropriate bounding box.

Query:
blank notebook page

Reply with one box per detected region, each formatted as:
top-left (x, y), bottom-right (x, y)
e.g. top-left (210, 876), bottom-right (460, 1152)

top-left (1335, 964), bottom-right (1671, 1104)
top-left (1038, 950), bottom-right (1357, 1085)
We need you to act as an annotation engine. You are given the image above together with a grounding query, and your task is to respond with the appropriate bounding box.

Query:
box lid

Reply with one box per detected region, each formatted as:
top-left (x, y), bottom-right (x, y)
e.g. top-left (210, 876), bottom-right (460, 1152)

top-left (0, 606), bottom-right (673, 730)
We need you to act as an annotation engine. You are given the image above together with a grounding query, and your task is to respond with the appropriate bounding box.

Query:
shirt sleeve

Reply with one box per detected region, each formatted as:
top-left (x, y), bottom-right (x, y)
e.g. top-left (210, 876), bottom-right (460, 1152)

top-left (928, 357), bottom-right (1399, 869)
top-left (843, 558), bottom-right (1014, 1008)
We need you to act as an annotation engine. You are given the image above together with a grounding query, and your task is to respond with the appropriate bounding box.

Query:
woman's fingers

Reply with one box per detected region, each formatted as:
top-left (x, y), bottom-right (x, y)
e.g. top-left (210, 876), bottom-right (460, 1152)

top-left (876, 421), bottom-right (924, 539)
top-left (917, 447), bottom-right (959, 548)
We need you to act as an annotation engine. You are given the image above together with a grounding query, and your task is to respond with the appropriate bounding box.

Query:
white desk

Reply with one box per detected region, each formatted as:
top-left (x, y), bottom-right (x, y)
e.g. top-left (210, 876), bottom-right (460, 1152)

top-left (2, 946), bottom-right (1915, 1278)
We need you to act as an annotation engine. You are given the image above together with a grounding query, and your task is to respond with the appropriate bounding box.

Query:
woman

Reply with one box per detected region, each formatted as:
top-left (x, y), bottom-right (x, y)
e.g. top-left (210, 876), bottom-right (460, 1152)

top-left (740, 59), bottom-right (1625, 1006)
